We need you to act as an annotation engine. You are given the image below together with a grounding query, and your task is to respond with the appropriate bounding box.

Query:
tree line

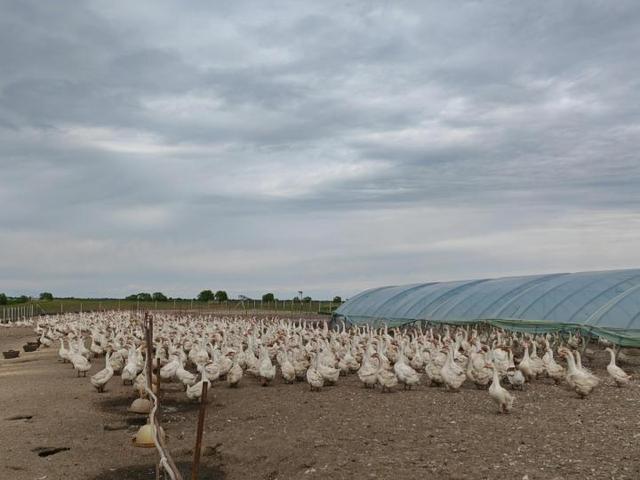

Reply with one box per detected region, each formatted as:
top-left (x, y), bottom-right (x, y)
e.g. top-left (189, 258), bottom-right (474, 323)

top-left (0, 293), bottom-right (41, 305)
top-left (0, 291), bottom-right (344, 305)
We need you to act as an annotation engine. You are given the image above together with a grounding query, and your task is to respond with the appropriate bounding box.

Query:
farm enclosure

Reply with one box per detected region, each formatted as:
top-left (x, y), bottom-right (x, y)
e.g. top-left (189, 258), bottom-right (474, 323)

top-left (2, 317), bottom-right (640, 480)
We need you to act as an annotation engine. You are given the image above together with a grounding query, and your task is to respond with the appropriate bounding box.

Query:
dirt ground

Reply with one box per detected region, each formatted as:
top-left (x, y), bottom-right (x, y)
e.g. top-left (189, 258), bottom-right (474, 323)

top-left (2, 326), bottom-right (639, 480)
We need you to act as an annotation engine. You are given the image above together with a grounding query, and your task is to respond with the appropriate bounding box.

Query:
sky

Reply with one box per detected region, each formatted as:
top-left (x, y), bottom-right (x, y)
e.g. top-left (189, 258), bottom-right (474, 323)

top-left (1, 1), bottom-right (640, 300)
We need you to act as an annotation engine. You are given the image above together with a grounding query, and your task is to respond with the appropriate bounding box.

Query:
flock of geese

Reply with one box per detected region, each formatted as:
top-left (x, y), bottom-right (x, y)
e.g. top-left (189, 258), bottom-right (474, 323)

top-left (25, 312), bottom-right (635, 414)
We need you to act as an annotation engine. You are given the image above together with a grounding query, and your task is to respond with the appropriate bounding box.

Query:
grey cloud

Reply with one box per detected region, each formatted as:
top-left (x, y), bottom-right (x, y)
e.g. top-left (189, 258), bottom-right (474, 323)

top-left (1, 0), bottom-right (640, 299)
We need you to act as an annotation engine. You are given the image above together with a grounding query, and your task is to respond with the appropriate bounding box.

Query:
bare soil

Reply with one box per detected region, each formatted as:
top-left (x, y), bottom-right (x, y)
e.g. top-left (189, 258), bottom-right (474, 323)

top-left (2, 327), bottom-right (639, 480)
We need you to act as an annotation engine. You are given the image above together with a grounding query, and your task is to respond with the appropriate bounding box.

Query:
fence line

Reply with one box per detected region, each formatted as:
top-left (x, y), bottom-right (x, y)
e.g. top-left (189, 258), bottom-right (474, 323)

top-left (1, 303), bottom-right (36, 323)
top-left (1, 300), bottom-right (342, 321)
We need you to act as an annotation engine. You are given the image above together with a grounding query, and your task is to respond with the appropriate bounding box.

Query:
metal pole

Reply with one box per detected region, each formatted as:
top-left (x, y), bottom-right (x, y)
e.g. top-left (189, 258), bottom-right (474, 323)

top-left (191, 381), bottom-right (209, 480)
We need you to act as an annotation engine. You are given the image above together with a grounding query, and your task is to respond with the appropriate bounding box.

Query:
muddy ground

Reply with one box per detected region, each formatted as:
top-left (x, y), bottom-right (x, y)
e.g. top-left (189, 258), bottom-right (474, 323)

top-left (1, 326), bottom-right (639, 480)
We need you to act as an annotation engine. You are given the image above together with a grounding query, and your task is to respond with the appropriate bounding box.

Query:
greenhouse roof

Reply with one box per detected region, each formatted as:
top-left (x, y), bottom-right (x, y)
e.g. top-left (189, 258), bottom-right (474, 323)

top-left (334, 268), bottom-right (640, 346)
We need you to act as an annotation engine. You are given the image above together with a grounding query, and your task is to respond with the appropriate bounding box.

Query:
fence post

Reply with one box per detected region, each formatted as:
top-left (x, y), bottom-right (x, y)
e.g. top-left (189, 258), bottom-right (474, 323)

top-left (191, 381), bottom-right (209, 480)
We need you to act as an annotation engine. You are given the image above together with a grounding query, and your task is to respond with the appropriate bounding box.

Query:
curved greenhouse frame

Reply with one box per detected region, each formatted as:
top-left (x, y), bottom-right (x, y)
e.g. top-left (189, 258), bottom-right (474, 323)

top-left (334, 268), bottom-right (640, 346)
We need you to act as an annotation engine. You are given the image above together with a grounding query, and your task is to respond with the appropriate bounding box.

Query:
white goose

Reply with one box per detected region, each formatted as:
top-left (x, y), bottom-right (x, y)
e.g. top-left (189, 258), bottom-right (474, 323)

top-left (306, 353), bottom-right (324, 391)
top-left (506, 349), bottom-right (525, 390)
top-left (58, 338), bottom-right (70, 363)
top-left (374, 352), bottom-right (398, 393)
top-left (258, 346), bottom-right (276, 386)
top-left (317, 352), bottom-right (340, 385)
top-left (517, 343), bottom-right (535, 382)
top-left (40, 330), bottom-right (54, 347)
top-left (559, 348), bottom-right (599, 398)
top-left (121, 348), bottom-right (139, 385)
top-left (90, 352), bottom-right (114, 392)
top-left (227, 352), bottom-right (243, 388)
top-left (280, 349), bottom-right (296, 384)
top-left (605, 348), bottom-right (631, 387)
top-left (489, 363), bottom-right (514, 413)
top-left (357, 347), bottom-right (378, 388)
top-left (541, 341), bottom-right (565, 384)
top-left (186, 365), bottom-right (209, 402)
top-left (70, 350), bottom-right (91, 377)
top-left (160, 355), bottom-right (181, 380)
top-left (440, 346), bottom-right (466, 391)
top-left (176, 358), bottom-right (197, 388)
top-left (393, 344), bottom-right (420, 390)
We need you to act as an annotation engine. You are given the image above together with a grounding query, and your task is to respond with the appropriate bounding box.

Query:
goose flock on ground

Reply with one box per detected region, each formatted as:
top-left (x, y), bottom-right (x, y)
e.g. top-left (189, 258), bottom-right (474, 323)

top-left (18, 312), bottom-right (635, 414)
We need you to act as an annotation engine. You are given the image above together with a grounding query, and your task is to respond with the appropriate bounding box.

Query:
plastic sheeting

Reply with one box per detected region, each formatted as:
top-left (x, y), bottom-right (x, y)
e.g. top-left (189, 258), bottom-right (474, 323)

top-left (334, 269), bottom-right (640, 346)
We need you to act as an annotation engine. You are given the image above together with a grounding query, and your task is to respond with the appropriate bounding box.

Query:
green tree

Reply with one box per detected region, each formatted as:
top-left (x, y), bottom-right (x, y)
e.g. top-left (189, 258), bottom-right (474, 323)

top-left (125, 294), bottom-right (138, 301)
top-left (262, 292), bottom-right (275, 302)
top-left (332, 296), bottom-right (342, 303)
top-left (197, 290), bottom-right (215, 302)
top-left (292, 296), bottom-right (301, 303)
top-left (39, 292), bottom-right (54, 301)
top-left (137, 292), bottom-right (152, 301)
top-left (17, 295), bottom-right (29, 303)
top-left (152, 292), bottom-right (167, 301)
top-left (215, 290), bottom-right (228, 302)
top-left (302, 296), bottom-right (312, 303)
top-left (0, 293), bottom-right (6, 305)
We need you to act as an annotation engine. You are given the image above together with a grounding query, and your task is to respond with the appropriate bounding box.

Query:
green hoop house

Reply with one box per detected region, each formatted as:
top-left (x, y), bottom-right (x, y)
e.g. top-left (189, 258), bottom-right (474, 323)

top-left (334, 268), bottom-right (640, 347)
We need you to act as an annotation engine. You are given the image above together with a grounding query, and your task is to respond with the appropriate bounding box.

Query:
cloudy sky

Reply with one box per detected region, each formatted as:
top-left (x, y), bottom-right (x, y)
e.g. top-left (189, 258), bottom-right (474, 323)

top-left (1, 1), bottom-right (639, 299)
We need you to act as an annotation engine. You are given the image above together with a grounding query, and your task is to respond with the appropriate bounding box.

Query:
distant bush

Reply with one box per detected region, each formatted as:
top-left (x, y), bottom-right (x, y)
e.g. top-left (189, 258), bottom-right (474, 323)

top-left (39, 292), bottom-right (54, 301)
top-left (0, 293), bottom-right (6, 305)
top-left (198, 290), bottom-right (215, 302)
top-left (215, 290), bottom-right (228, 302)
top-left (152, 292), bottom-right (168, 301)
top-left (333, 296), bottom-right (342, 303)
top-left (302, 296), bottom-right (312, 303)
top-left (125, 292), bottom-right (153, 301)
top-left (262, 293), bottom-right (275, 302)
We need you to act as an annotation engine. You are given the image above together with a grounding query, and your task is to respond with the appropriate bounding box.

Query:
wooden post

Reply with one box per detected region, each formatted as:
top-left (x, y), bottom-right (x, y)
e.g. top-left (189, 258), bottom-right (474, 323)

top-left (191, 381), bottom-right (209, 480)
top-left (146, 313), bottom-right (154, 391)
top-left (156, 357), bottom-right (162, 422)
